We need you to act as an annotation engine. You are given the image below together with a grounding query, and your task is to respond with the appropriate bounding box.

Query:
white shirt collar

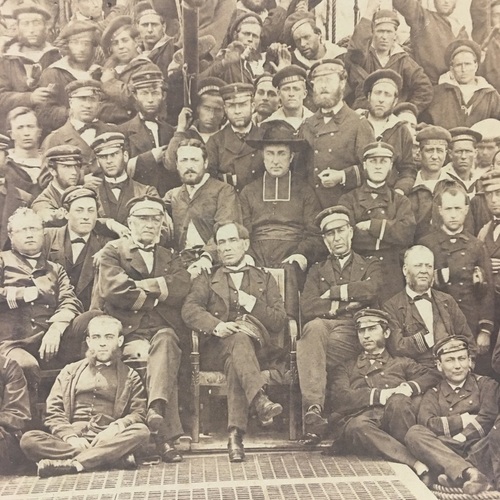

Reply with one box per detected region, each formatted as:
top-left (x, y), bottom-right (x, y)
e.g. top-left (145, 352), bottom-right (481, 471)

top-left (105, 172), bottom-right (128, 184)
top-left (68, 229), bottom-right (90, 242)
top-left (225, 254), bottom-right (254, 272)
top-left (321, 100), bottom-right (344, 117)
top-left (406, 285), bottom-right (431, 299)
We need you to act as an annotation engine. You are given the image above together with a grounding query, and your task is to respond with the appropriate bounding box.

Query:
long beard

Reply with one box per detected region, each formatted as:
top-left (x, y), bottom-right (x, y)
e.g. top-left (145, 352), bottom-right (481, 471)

top-left (86, 346), bottom-right (122, 365)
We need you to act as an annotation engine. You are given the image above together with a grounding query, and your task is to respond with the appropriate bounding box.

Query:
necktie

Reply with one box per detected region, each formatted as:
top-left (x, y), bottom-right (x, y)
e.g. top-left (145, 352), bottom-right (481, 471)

top-left (235, 132), bottom-right (247, 141)
top-left (493, 218), bottom-right (500, 226)
top-left (71, 238), bottom-right (86, 245)
top-left (322, 110), bottom-right (335, 117)
top-left (223, 265), bottom-right (251, 273)
top-left (334, 252), bottom-right (350, 261)
top-left (137, 245), bottom-right (155, 253)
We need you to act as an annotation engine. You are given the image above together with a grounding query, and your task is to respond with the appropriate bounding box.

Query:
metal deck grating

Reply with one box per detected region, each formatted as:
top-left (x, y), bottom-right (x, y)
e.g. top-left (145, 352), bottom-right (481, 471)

top-left (0, 452), bottom-right (436, 499)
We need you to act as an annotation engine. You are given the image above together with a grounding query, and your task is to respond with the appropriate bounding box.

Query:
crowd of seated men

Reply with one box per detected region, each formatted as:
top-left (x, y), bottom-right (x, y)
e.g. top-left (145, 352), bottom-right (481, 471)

top-left (2, 0), bottom-right (500, 494)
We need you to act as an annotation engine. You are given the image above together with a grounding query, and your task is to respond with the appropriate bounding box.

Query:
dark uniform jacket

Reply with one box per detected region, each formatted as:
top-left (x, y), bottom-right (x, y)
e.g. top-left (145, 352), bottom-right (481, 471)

top-left (95, 238), bottom-right (190, 335)
top-left (0, 156), bottom-right (43, 249)
top-left (99, 56), bottom-right (162, 125)
top-left (119, 114), bottom-right (177, 197)
top-left (331, 349), bottom-right (440, 424)
top-left (181, 264), bottom-right (287, 342)
top-left (420, 228), bottom-right (494, 335)
top-left (97, 177), bottom-right (159, 226)
top-left (359, 113), bottom-right (416, 194)
top-left (0, 250), bottom-right (83, 350)
top-left (422, 77), bottom-right (500, 129)
top-left (31, 182), bottom-right (65, 226)
top-left (301, 252), bottom-right (382, 323)
top-left (43, 226), bottom-right (111, 311)
top-left (40, 118), bottom-right (119, 183)
top-left (165, 176), bottom-right (242, 256)
top-left (417, 373), bottom-right (499, 443)
top-left (0, 354), bottom-right (30, 432)
top-left (477, 220), bottom-right (500, 292)
top-left (383, 289), bottom-right (476, 367)
top-left (206, 123), bottom-right (264, 193)
top-left (36, 57), bottom-right (102, 132)
top-left (339, 183), bottom-right (415, 301)
top-left (346, 17), bottom-right (433, 114)
top-left (44, 358), bottom-right (146, 441)
top-left (298, 105), bottom-right (374, 208)
top-left (239, 172), bottom-right (322, 266)
top-left (0, 42), bottom-right (60, 133)
top-left (392, 0), bottom-right (489, 85)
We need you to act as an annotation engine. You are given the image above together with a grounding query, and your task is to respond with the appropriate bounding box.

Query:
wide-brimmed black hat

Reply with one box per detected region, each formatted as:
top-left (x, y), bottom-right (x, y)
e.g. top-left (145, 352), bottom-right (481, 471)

top-left (246, 120), bottom-right (307, 151)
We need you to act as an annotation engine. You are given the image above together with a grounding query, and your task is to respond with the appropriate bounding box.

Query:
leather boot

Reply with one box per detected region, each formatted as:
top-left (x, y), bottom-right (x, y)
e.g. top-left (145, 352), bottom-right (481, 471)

top-left (228, 427), bottom-right (245, 462)
top-left (253, 389), bottom-right (282, 426)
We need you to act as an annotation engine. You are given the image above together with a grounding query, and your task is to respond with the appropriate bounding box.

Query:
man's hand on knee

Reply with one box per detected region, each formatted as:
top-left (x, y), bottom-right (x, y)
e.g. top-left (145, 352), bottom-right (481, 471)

top-left (213, 322), bottom-right (240, 338)
top-left (66, 436), bottom-right (91, 452)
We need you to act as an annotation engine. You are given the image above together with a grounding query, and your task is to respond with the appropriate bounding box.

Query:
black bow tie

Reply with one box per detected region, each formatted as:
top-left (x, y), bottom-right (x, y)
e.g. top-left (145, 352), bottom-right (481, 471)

top-left (137, 245), bottom-right (155, 252)
top-left (413, 294), bottom-right (431, 302)
top-left (493, 218), bottom-right (500, 226)
top-left (71, 238), bottom-right (86, 245)
top-left (144, 119), bottom-right (158, 126)
top-left (333, 252), bottom-right (351, 261)
top-left (107, 180), bottom-right (128, 190)
top-left (369, 186), bottom-right (387, 195)
top-left (321, 109), bottom-right (336, 117)
top-left (78, 123), bottom-right (95, 133)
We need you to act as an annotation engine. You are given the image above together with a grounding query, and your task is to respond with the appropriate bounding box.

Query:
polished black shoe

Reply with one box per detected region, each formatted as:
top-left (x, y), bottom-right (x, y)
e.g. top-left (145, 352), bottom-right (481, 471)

top-left (463, 467), bottom-right (490, 495)
top-left (37, 459), bottom-right (78, 478)
top-left (119, 453), bottom-right (137, 470)
top-left (437, 473), bottom-right (461, 488)
top-left (159, 441), bottom-right (183, 463)
top-left (253, 390), bottom-right (283, 426)
top-left (228, 427), bottom-right (245, 462)
top-left (418, 470), bottom-right (433, 488)
top-left (304, 404), bottom-right (328, 436)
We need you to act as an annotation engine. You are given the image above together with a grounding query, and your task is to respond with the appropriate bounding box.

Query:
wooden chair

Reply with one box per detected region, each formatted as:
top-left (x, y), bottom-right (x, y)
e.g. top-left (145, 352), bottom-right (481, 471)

top-left (190, 268), bottom-right (300, 443)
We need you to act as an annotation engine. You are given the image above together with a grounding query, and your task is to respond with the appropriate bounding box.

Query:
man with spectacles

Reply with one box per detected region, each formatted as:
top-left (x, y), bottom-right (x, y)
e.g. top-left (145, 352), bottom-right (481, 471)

top-left (296, 205), bottom-right (382, 446)
top-left (120, 70), bottom-right (175, 197)
top-left (0, 4), bottom-right (60, 134)
top-left (339, 142), bottom-right (416, 303)
top-left (0, 207), bottom-right (83, 414)
top-left (94, 195), bottom-right (190, 463)
top-left (422, 40), bottom-right (500, 129)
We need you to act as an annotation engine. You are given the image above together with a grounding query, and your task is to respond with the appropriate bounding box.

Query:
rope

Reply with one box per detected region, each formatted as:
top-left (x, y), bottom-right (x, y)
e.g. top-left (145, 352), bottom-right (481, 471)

top-left (431, 484), bottom-right (500, 500)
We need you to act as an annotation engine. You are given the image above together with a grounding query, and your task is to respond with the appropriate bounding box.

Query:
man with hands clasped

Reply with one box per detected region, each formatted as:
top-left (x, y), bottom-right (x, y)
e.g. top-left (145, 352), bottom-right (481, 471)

top-left (20, 315), bottom-right (150, 478)
top-left (329, 308), bottom-right (440, 485)
top-left (405, 336), bottom-right (500, 494)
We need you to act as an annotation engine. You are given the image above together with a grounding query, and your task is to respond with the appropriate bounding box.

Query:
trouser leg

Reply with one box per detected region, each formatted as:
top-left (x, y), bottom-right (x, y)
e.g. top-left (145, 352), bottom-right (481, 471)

top-left (344, 413), bottom-right (417, 467)
top-left (405, 425), bottom-right (471, 481)
top-left (297, 318), bottom-right (358, 409)
top-left (6, 348), bottom-right (40, 416)
top-left (75, 423), bottom-right (150, 470)
top-left (220, 332), bottom-right (265, 432)
top-left (20, 430), bottom-right (78, 462)
top-left (381, 395), bottom-right (418, 443)
top-left (0, 428), bottom-right (26, 474)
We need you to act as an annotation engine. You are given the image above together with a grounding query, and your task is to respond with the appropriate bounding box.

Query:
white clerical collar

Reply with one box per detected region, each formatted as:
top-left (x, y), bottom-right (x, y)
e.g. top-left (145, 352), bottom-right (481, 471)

top-left (105, 172), bottom-right (128, 184)
top-left (406, 286), bottom-right (431, 300)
